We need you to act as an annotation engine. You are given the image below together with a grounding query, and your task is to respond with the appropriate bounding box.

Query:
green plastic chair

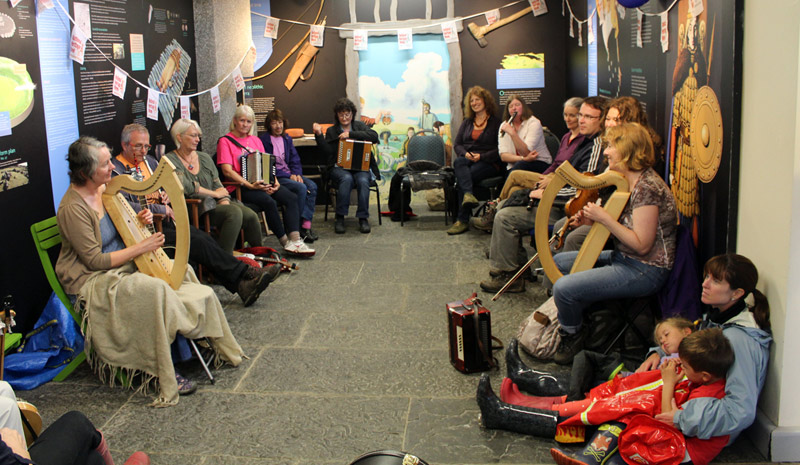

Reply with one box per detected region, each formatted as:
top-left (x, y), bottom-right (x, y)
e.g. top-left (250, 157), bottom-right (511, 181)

top-left (29, 216), bottom-right (87, 382)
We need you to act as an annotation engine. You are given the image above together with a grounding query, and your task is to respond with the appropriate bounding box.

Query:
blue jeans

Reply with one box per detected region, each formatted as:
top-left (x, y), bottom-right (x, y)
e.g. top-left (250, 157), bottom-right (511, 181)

top-left (278, 176), bottom-right (318, 222)
top-left (552, 250), bottom-right (670, 333)
top-left (329, 167), bottom-right (371, 219)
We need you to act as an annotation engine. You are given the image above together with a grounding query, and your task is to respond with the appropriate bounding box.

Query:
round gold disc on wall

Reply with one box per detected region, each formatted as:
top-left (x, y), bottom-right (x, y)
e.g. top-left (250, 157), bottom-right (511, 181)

top-left (691, 86), bottom-right (723, 183)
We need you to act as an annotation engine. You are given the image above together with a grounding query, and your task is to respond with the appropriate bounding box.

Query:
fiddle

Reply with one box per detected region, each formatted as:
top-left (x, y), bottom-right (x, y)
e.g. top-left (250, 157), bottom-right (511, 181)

top-left (564, 172), bottom-right (600, 217)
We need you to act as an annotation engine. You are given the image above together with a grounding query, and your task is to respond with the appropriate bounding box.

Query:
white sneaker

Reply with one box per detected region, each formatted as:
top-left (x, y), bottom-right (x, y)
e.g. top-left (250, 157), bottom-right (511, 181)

top-left (284, 240), bottom-right (315, 257)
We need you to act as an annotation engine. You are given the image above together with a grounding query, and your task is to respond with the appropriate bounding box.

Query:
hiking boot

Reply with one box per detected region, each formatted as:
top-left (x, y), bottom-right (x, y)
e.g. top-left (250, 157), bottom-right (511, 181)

top-left (462, 192), bottom-right (479, 207)
top-left (237, 267), bottom-right (270, 306)
top-left (359, 218), bottom-right (371, 234)
top-left (334, 215), bottom-right (346, 234)
top-left (553, 327), bottom-right (589, 365)
top-left (447, 221), bottom-right (468, 235)
top-left (480, 272), bottom-right (525, 293)
top-left (470, 215), bottom-right (493, 233)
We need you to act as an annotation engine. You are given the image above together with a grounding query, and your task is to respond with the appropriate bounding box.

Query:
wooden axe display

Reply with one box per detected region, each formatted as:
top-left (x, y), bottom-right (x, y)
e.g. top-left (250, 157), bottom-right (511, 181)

top-left (468, 6), bottom-right (532, 47)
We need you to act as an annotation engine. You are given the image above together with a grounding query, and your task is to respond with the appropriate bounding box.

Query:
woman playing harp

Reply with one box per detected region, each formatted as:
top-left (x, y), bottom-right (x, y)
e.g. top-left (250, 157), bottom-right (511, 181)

top-left (55, 137), bottom-right (244, 406)
top-left (550, 123), bottom-right (677, 365)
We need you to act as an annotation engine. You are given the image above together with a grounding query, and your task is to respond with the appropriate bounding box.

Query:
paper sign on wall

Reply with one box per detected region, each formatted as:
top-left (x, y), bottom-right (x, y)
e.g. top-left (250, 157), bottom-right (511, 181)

top-left (264, 16), bottom-right (279, 39)
top-left (660, 12), bottom-right (669, 52)
top-left (180, 96), bottom-right (190, 120)
top-left (112, 67), bottom-right (127, 99)
top-left (210, 85), bottom-right (221, 113)
top-left (397, 28), bottom-right (412, 50)
top-left (485, 9), bottom-right (500, 25)
top-left (441, 21), bottom-right (458, 43)
top-left (147, 88), bottom-right (159, 120)
top-left (530, 0), bottom-right (548, 17)
top-left (69, 26), bottom-right (87, 65)
top-left (353, 29), bottom-right (368, 51)
top-left (232, 66), bottom-right (245, 92)
top-left (309, 25), bottom-right (324, 47)
top-left (636, 9), bottom-right (643, 48)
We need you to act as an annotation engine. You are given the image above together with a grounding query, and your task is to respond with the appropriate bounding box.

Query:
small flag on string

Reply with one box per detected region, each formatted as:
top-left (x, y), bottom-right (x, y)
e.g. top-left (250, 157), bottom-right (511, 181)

top-left (660, 12), bottom-right (669, 52)
top-left (264, 16), bottom-right (279, 39)
top-left (588, 15), bottom-right (595, 44)
top-left (397, 28), bottom-right (412, 50)
top-left (636, 9), bottom-right (643, 48)
top-left (37, 0), bottom-right (54, 11)
top-left (353, 29), bottom-right (368, 51)
top-left (485, 9), bottom-right (500, 25)
top-left (569, 15), bottom-right (574, 38)
top-left (180, 96), bottom-right (190, 120)
top-left (530, 0), bottom-right (548, 16)
top-left (441, 21), bottom-right (458, 43)
top-left (69, 26), bottom-right (87, 64)
top-left (309, 25), bottom-right (324, 47)
top-left (562, 0), bottom-right (565, 16)
top-left (232, 66), bottom-right (245, 92)
top-left (147, 88), bottom-right (159, 120)
top-left (689, 0), bottom-right (704, 17)
top-left (112, 67), bottom-right (127, 99)
top-left (210, 85), bottom-right (221, 113)
top-left (578, 21), bottom-right (583, 47)
top-left (617, 4), bottom-right (626, 19)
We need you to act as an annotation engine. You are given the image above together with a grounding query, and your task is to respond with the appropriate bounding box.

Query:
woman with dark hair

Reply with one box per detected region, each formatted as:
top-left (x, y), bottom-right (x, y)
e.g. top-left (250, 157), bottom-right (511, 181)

top-left (258, 108), bottom-right (319, 243)
top-left (497, 94), bottom-right (552, 173)
top-left (447, 85), bottom-right (502, 235)
top-left (57, 136), bottom-right (243, 405)
top-left (215, 106), bottom-right (314, 255)
top-left (313, 97), bottom-right (379, 234)
top-left (478, 253), bottom-right (772, 450)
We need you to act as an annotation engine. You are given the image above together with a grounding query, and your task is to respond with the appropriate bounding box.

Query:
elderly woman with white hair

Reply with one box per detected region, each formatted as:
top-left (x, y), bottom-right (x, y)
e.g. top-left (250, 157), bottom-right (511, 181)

top-left (55, 136), bottom-right (244, 405)
top-left (166, 118), bottom-right (263, 253)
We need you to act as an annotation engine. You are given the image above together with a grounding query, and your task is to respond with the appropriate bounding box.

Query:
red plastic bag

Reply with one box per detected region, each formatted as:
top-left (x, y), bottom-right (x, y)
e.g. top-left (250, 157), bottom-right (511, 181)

top-left (618, 414), bottom-right (686, 465)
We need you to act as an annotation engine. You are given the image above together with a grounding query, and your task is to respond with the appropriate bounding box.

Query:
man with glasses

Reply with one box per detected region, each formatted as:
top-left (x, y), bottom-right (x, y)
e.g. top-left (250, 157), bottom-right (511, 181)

top-left (111, 124), bottom-right (277, 307)
top-left (479, 97), bottom-right (608, 293)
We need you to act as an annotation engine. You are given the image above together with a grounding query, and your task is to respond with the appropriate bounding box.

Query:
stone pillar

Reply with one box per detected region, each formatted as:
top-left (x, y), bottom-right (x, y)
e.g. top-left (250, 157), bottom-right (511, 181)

top-left (192, 0), bottom-right (254, 151)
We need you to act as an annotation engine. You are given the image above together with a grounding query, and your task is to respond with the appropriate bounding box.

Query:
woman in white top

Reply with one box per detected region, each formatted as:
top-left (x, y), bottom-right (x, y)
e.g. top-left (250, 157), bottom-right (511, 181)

top-left (498, 94), bottom-right (552, 173)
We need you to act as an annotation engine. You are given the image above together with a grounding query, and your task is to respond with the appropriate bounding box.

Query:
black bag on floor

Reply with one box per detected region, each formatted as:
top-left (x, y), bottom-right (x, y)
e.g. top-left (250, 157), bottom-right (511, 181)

top-left (349, 450), bottom-right (429, 465)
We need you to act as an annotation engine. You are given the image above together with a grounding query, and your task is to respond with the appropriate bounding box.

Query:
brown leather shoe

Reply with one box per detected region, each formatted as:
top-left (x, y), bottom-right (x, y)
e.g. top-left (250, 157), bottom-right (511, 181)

top-left (237, 268), bottom-right (270, 307)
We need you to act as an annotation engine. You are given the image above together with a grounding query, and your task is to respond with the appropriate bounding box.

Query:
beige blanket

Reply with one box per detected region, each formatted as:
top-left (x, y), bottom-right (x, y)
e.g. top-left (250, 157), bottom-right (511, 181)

top-left (78, 263), bottom-right (244, 406)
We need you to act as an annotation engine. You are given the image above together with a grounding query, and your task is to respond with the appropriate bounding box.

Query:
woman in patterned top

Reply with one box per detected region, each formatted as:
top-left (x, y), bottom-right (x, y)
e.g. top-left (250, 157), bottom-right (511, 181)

top-left (551, 122), bottom-right (677, 364)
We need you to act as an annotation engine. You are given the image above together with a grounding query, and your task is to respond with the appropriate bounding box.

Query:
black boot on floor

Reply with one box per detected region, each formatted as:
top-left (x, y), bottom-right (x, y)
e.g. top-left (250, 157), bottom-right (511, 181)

top-left (506, 338), bottom-right (569, 397)
top-left (335, 215), bottom-right (346, 234)
top-left (550, 421), bottom-right (626, 465)
top-left (476, 374), bottom-right (559, 438)
top-left (359, 218), bottom-right (371, 234)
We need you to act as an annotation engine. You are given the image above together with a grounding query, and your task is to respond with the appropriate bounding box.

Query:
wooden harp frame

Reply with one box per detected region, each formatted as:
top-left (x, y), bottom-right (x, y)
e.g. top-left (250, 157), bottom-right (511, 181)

top-left (102, 158), bottom-right (189, 290)
top-left (534, 162), bottom-right (630, 285)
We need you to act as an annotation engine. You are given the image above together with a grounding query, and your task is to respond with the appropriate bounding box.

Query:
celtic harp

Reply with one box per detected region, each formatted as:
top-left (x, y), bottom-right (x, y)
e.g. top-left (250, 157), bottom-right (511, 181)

top-left (534, 162), bottom-right (630, 285)
top-left (102, 158), bottom-right (189, 290)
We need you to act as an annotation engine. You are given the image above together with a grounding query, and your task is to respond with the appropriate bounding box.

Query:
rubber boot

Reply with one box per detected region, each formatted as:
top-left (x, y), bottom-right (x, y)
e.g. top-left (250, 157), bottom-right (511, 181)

top-left (476, 374), bottom-right (559, 438)
top-left (499, 377), bottom-right (565, 409)
top-left (506, 338), bottom-right (569, 396)
top-left (550, 421), bottom-right (625, 465)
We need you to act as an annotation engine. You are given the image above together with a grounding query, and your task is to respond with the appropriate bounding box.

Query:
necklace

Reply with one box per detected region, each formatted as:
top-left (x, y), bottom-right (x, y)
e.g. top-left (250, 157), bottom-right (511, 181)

top-left (177, 150), bottom-right (195, 170)
top-left (473, 113), bottom-right (488, 129)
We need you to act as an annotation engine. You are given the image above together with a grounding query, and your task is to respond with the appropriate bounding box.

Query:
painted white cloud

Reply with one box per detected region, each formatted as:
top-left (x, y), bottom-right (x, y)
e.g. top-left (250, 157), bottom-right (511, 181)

top-left (359, 52), bottom-right (450, 125)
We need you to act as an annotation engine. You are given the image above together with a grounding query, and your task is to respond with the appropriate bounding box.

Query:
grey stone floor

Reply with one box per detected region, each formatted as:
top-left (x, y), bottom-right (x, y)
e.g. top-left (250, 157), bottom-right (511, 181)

top-left (21, 203), bottom-right (769, 464)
